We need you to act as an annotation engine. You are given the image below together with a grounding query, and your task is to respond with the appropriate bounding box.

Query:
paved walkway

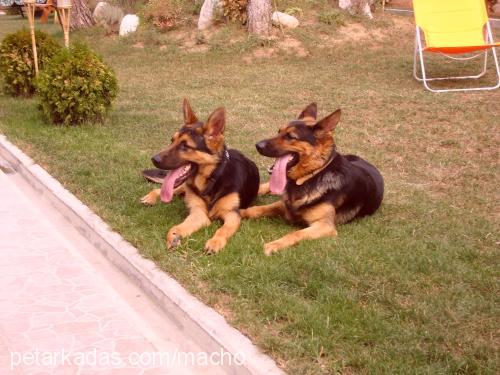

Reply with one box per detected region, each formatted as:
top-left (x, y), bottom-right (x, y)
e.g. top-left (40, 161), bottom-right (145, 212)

top-left (0, 170), bottom-right (222, 375)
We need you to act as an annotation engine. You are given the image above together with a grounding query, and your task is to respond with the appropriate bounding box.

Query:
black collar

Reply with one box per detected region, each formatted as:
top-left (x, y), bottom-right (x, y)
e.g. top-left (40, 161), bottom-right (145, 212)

top-left (202, 148), bottom-right (230, 197)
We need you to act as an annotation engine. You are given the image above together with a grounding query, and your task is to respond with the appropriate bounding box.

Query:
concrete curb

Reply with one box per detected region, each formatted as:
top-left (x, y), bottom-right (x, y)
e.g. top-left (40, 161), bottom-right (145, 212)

top-left (0, 134), bottom-right (285, 375)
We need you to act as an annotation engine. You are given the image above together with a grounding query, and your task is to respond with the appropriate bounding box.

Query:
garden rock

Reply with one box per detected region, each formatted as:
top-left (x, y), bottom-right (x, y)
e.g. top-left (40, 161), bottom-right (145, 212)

top-left (119, 14), bottom-right (139, 36)
top-left (272, 11), bottom-right (299, 29)
top-left (93, 1), bottom-right (124, 29)
top-left (339, 0), bottom-right (374, 19)
top-left (93, 1), bottom-right (108, 19)
top-left (198, 0), bottom-right (219, 30)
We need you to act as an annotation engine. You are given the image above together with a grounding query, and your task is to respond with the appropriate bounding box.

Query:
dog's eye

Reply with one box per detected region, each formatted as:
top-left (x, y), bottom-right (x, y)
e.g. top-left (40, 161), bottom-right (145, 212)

top-left (284, 133), bottom-right (297, 140)
top-left (179, 141), bottom-right (189, 151)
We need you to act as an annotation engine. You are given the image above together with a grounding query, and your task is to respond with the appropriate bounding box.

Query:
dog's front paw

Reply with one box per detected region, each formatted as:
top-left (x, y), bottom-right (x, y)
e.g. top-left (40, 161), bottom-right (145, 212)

top-left (166, 227), bottom-right (182, 250)
top-left (141, 190), bottom-right (159, 206)
top-left (204, 236), bottom-right (226, 255)
top-left (239, 208), bottom-right (249, 219)
top-left (263, 240), bottom-right (284, 256)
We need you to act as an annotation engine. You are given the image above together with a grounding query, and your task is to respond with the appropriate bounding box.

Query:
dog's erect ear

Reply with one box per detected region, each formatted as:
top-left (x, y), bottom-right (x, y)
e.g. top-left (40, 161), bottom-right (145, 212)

top-left (314, 109), bottom-right (341, 133)
top-left (298, 103), bottom-right (317, 123)
top-left (204, 107), bottom-right (226, 137)
top-left (183, 98), bottom-right (198, 125)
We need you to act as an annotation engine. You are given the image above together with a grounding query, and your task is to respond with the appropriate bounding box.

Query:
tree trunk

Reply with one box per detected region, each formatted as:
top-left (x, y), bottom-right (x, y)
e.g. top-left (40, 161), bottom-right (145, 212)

top-left (70, 0), bottom-right (94, 30)
top-left (339, 0), bottom-right (374, 19)
top-left (247, 0), bottom-right (272, 36)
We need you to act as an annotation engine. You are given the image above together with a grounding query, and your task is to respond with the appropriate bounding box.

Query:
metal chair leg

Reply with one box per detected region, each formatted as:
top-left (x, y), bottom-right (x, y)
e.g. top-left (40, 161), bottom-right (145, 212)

top-left (413, 26), bottom-right (500, 92)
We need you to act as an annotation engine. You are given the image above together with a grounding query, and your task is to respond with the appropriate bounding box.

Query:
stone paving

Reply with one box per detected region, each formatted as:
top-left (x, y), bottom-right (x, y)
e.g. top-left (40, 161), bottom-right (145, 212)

top-left (0, 171), bottom-right (220, 374)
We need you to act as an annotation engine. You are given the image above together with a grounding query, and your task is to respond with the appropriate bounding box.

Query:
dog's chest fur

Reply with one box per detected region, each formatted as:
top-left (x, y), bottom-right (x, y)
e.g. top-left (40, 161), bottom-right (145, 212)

top-left (283, 163), bottom-right (345, 224)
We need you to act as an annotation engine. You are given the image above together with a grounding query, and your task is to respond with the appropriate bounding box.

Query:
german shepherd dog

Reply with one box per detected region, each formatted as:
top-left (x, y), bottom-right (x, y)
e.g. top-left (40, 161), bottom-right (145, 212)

top-left (241, 103), bottom-right (384, 255)
top-left (141, 99), bottom-right (260, 254)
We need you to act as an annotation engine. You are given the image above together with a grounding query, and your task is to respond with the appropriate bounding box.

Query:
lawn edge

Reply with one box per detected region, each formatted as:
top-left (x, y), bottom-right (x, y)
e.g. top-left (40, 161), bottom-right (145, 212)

top-left (0, 133), bottom-right (286, 375)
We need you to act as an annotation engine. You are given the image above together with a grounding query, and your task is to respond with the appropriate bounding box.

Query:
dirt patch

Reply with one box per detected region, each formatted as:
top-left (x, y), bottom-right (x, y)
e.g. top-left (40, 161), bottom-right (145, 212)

top-left (315, 15), bottom-right (414, 49)
top-left (243, 47), bottom-right (275, 63)
top-left (386, 0), bottom-right (413, 9)
top-left (212, 292), bottom-right (234, 321)
top-left (253, 47), bottom-right (276, 59)
top-left (242, 36), bottom-right (309, 63)
top-left (322, 22), bottom-right (385, 45)
top-left (133, 42), bottom-right (144, 49)
top-left (183, 41), bottom-right (210, 53)
top-left (390, 14), bottom-right (414, 32)
top-left (278, 36), bottom-right (309, 57)
top-left (166, 28), bottom-right (212, 53)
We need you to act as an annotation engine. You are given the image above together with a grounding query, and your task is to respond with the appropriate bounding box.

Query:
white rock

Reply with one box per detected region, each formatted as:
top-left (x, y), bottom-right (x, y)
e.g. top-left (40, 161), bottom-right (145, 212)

top-left (272, 11), bottom-right (299, 29)
top-left (119, 14), bottom-right (139, 36)
top-left (198, 0), bottom-right (219, 30)
top-left (93, 2), bottom-right (108, 20)
top-left (339, 0), bottom-right (373, 19)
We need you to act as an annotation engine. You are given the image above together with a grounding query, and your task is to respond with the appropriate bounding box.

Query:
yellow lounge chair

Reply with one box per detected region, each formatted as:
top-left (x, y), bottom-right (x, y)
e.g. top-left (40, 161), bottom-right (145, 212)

top-left (413, 0), bottom-right (500, 92)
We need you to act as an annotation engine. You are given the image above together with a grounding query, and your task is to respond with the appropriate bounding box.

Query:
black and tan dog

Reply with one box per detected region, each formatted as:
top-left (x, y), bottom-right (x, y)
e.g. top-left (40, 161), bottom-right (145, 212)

top-left (241, 103), bottom-right (384, 255)
top-left (141, 99), bottom-right (260, 254)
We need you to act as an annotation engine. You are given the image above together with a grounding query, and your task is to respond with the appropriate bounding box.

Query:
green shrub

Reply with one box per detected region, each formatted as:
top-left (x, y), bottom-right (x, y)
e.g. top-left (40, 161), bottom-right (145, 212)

top-left (318, 9), bottom-right (346, 27)
top-left (109, 0), bottom-right (141, 13)
top-left (0, 29), bottom-right (61, 97)
top-left (219, 0), bottom-right (247, 24)
top-left (142, 0), bottom-right (184, 32)
top-left (284, 7), bottom-right (303, 18)
top-left (37, 43), bottom-right (118, 125)
top-left (191, 0), bottom-right (204, 15)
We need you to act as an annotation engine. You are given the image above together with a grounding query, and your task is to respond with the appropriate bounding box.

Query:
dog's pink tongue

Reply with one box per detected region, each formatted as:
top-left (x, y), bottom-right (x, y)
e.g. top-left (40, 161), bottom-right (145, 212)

top-left (160, 167), bottom-right (184, 203)
top-left (269, 154), bottom-right (292, 195)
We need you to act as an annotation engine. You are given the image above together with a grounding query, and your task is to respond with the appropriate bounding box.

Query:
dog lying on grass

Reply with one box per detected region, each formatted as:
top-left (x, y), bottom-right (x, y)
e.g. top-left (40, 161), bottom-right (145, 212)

top-left (141, 99), bottom-right (260, 254)
top-left (241, 103), bottom-right (384, 255)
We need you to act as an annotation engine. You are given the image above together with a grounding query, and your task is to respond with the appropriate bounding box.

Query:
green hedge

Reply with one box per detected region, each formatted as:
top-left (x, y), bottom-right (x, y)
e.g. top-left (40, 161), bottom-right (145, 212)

top-left (0, 29), bottom-right (61, 97)
top-left (37, 43), bottom-right (118, 125)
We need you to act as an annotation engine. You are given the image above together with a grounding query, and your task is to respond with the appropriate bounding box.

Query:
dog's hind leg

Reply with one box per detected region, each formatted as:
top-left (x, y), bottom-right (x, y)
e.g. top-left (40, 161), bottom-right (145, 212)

top-left (263, 203), bottom-right (337, 256)
top-left (166, 189), bottom-right (210, 249)
top-left (263, 221), bottom-right (337, 256)
top-left (205, 193), bottom-right (241, 254)
top-left (240, 201), bottom-right (285, 219)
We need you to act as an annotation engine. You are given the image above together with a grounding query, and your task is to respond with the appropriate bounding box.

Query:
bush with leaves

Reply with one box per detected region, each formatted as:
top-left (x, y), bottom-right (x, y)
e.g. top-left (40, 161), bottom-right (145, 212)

top-left (37, 43), bottom-right (118, 125)
top-left (219, 0), bottom-right (247, 24)
top-left (142, 0), bottom-right (185, 32)
top-left (0, 29), bottom-right (61, 97)
top-left (318, 9), bottom-right (346, 27)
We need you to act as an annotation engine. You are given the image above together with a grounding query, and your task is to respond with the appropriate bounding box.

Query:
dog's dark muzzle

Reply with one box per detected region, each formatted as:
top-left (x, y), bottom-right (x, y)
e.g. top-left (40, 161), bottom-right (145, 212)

top-left (255, 140), bottom-right (283, 157)
top-left (151, 152), bottom-right (183, 170)
top-left (151, 154), bottom-right (163, 169)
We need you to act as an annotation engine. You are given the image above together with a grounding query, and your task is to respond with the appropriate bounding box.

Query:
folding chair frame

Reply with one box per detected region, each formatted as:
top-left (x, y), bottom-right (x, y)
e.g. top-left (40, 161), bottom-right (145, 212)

top-left (413, 22), bottom-right (500, 93)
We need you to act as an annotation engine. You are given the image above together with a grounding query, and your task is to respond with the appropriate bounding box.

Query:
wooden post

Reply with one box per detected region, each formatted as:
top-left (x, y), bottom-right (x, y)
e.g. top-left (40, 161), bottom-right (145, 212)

top-left (56, 0), bottom-right (72, 48)
top-left (25, 0), bottom-right (39, 76)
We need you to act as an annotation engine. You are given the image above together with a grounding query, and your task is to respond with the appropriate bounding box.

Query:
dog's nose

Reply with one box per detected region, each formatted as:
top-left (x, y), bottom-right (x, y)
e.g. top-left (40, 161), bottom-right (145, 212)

top-left (255, 141), bottom-right (267, 153)
top-left (151, 155), bottom-right (162, 167)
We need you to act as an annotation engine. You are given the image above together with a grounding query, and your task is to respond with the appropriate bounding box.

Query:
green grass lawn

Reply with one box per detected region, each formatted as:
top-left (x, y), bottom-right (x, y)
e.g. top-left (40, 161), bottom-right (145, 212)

top-left (1, 10), bottom-right (499, 374)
